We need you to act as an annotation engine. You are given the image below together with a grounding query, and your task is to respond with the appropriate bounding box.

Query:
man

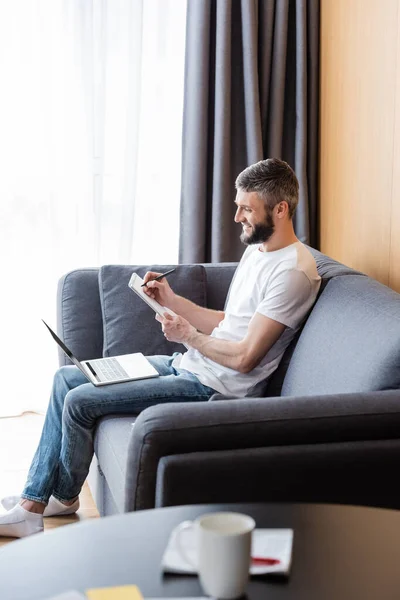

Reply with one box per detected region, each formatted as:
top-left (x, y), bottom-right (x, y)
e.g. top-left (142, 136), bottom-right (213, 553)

top-left (0, 158), bottom-right (320, 538)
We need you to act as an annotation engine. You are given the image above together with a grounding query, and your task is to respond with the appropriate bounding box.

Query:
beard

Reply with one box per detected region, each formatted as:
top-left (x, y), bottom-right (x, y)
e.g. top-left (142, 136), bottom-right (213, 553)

top-left (240, 211), bottom-right (275, 245)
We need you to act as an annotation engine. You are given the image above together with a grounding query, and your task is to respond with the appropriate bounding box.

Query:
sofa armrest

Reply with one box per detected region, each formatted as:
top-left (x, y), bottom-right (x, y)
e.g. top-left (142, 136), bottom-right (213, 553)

top-left (57, 268), bottom-right (103, 365)
top-left (125, 389), bottom-right (400, 511)
top-left (155, 439), bottom-right (400, 509)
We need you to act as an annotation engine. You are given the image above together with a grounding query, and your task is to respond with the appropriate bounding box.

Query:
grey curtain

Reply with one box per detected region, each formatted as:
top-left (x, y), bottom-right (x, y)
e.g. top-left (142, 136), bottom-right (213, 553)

top-left (179, 0), bottom-right (320, 263)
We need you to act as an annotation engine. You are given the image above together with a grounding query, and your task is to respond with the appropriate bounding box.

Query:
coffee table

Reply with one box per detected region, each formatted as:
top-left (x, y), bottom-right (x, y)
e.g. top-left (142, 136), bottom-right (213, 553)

top-left (1, 503), bottom-right (400, 600)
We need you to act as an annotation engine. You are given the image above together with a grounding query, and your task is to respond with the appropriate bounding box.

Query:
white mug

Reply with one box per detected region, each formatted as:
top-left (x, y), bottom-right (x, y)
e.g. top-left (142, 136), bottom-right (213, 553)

top-left (176, 512), bottom-right (255, 599)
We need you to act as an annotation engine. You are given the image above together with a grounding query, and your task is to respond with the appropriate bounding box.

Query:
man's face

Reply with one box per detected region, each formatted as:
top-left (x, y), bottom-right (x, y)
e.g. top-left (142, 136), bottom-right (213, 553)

top-left (234, 190), bottom-right (275, 245)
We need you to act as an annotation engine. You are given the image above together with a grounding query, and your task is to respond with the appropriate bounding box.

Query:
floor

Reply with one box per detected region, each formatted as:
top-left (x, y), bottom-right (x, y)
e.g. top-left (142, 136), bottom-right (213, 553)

top-left (0, 412), bottom-right (99, 548)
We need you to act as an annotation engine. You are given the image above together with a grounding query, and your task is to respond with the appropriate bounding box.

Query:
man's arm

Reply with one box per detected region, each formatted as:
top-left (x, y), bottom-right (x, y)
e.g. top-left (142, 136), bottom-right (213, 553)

top-left (142, 271), bottom-right (224, 334)
top-left (158, 311), bottom-right (286, 373)
top-left (170, 295), bottom-right (224, 334)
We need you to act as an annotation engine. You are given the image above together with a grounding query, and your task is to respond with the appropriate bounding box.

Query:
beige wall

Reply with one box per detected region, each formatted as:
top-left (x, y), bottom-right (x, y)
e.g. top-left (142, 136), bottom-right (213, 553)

top-left (320, 0), bottom-right (400, 292)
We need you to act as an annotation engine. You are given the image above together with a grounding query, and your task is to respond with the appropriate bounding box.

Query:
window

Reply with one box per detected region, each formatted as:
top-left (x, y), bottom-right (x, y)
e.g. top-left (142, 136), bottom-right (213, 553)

top-left (0, 0), bottom-right (187, 414)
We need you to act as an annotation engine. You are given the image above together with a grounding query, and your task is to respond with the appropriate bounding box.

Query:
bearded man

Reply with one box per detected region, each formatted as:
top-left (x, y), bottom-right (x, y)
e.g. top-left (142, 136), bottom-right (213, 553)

top-left (0, 157), bottom-right (320, 538)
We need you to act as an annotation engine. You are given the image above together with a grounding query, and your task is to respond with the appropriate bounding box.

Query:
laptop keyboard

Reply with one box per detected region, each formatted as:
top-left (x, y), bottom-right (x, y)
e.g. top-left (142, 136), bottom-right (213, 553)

top-left (90, 357), bottom-right (129, 381)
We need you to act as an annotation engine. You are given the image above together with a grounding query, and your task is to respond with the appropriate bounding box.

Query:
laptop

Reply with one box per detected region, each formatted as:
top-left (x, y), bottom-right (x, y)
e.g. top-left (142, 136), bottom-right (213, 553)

top-left (42, 320), bottom-right (160, 386)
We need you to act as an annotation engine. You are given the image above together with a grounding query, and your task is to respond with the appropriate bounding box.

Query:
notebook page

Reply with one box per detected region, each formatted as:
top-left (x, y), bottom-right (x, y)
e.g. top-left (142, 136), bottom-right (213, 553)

top-left (128, 273), bottom-right (177, 317)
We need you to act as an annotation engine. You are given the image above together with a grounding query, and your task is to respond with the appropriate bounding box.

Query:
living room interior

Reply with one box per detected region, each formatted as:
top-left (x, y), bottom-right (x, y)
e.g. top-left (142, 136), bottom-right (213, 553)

top-left (1, 0), bottom-right (400, 599)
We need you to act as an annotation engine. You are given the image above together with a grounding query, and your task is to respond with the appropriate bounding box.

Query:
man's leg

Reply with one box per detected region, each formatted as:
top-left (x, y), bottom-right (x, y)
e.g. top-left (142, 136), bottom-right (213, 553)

top-left (1, 356), bottom-right (185, 515)
top-left (22, 366), bottom-right (88, 505)
top-left (21, 355), bottom-right (185, 505)
top-left (0, 355), bottom-right (214, 536)
top-left (0, 365), bottom-right (87, 537)
top-left (53, 355), bottom-right (214, 502)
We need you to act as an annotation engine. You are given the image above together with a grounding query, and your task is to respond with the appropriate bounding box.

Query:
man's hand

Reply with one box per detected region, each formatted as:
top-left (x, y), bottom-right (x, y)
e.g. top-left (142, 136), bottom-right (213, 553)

top-left (155, 313), bottom-right (197, 344)
top-left (142, 271), bottom-right (175, 308)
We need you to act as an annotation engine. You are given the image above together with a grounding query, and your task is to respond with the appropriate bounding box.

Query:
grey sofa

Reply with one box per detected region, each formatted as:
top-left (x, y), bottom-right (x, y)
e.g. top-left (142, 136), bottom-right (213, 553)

top-left (57, 248), bottom-right (400, 516)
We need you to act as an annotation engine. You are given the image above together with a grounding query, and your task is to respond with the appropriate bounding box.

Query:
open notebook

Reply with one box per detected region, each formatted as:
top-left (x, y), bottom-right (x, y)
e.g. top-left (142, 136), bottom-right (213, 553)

top-left (128, 273), bottom-right (178, 317)
top-left (128, 273), bottom-right (189, 350)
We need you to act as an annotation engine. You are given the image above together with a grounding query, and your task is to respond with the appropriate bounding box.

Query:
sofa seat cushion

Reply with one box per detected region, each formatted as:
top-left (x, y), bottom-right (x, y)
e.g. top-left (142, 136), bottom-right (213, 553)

top-left (99, 264), bottom-right (207, 357)
top-left (282, 275), bottom-right (400, 396)
top-left (94, 415), bottom-right (136, 513)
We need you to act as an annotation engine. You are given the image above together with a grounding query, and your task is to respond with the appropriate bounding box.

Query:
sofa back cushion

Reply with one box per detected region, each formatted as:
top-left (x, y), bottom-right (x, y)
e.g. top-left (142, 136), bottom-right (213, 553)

top-left (263, 247), bottom-right (364, 397)
top-left (281, 275), bottom-right (400, 396)
top-left (202, 263), bottom-right (237, 310)
top-left (99, 264), bottom-right (207, 357)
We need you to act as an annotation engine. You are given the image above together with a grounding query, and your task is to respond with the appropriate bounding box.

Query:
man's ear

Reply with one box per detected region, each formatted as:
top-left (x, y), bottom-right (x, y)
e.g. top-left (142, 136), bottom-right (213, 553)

top-left (276, 201), bottom-right (289, 218)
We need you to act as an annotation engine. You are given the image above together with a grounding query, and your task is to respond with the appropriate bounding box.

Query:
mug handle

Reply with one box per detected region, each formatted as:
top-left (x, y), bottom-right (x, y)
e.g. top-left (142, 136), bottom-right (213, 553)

top-left (174, 520), bottom-right (198, 571)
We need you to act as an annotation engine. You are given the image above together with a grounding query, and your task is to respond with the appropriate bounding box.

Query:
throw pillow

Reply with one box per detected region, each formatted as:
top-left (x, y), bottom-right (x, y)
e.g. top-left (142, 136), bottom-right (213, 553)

top-left (99, 264), bottom-right (207, 358)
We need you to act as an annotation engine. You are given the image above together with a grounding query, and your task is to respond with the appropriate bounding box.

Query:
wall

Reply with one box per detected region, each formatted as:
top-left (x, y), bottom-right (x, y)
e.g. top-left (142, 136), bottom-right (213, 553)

top-left (320, 0), bottom-right (400, 292)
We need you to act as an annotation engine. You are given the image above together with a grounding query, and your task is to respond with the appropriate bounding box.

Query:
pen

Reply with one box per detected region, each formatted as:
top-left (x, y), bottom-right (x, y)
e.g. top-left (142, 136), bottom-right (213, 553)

top-left (141, 268), bottom-right (176, 287)
top-left (251, 557), bottom-right (281, 566)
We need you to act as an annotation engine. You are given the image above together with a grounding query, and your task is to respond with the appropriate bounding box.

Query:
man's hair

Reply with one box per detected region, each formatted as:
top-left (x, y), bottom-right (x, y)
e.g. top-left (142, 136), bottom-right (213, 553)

top-left (235, 158), bottom-right (299, 218)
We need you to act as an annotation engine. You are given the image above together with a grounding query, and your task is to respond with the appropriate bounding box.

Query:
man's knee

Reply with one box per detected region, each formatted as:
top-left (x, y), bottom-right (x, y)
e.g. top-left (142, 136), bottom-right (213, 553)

top-left (63, 389), bottom-right (79, 416)
top-left (53, 365), bottom-right (86, 390)
top-left (62, 386), bottom-right (96, 426)
top-left (48, 367), bottom-right (78, 412)
top-left (53, 365), bottom-right (69, 384)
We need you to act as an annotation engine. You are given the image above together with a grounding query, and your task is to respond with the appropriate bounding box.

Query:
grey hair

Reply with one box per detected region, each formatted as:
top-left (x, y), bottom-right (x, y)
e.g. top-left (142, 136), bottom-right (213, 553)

top-left (235, 158), bottom-right (299, 218)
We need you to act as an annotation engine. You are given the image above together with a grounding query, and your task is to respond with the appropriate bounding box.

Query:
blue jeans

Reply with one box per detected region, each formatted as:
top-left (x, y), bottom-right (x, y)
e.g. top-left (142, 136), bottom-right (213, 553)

top-left (21, 355), bottom-right (215, 504)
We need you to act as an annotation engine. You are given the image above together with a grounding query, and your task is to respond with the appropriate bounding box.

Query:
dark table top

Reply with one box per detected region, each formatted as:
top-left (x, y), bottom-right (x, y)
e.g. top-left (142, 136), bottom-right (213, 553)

top-left (1, 502), bottom-right (400, 600)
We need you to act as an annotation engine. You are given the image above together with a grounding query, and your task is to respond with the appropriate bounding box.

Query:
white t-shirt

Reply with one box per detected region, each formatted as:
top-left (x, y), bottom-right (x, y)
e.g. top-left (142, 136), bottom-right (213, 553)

top-left (172, 242), bottom-right (321, 397)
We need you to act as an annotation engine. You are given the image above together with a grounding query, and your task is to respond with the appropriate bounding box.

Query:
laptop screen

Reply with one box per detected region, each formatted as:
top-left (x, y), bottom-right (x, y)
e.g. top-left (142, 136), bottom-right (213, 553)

top-left (42, 320), bottom-right (82, 368)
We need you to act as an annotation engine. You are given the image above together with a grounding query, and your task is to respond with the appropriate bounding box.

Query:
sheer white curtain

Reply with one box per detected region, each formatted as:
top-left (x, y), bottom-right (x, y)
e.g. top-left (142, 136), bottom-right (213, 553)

top-left (0, 0), bottom-right (187, 416)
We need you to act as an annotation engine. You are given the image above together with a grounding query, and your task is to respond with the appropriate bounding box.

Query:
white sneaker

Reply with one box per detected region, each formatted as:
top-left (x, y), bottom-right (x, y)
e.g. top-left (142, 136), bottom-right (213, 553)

top-left (1, 495), bottom-right (79, 517)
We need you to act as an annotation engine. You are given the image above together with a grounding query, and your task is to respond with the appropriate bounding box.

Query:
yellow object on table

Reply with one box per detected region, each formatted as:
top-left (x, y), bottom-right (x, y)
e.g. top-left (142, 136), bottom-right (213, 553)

top-left (86, 585), bottom-right (143, 600)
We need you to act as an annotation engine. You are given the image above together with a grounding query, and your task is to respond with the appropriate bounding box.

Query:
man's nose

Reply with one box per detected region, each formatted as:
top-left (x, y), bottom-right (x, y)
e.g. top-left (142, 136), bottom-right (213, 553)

top-left (234, 207), bottom-right (243, 223)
